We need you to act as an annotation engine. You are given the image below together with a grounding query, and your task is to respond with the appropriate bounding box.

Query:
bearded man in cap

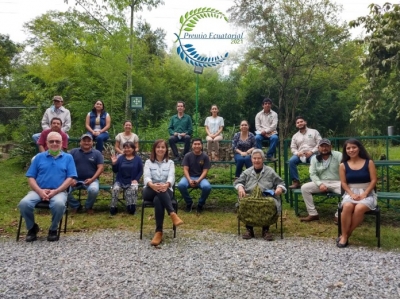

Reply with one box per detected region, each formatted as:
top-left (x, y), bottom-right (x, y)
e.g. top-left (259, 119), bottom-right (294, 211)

top-left (299, 138), bottom-right (342, 223)
top-left (68, 134), bottom-right (104, 214)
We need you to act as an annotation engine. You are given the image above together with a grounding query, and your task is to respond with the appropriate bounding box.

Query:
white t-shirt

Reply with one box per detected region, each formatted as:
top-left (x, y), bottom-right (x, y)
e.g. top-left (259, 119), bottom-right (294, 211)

top-left (204, 116), bottom-right (224, 135)
top-left (115, 132), bottom-right (139, 151)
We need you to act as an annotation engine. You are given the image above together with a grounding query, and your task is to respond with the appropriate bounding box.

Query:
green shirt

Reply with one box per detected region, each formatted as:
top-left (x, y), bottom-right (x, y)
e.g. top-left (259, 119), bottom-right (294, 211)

top-left (168, 114), bottom-right (193, 136)
top-left (309, 150), bottom-right (342, 186)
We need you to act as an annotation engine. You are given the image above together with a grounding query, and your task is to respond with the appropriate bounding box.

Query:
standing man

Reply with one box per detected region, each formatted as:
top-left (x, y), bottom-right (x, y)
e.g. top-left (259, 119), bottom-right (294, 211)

top-left (300, 139), bottom-right (341, 222)
top-left (168, 101), bottom-right (193, 161)
top-left (32, 95), bottom-right (71, 143)
top-left (255, 98), bottom-right (279, 161)
top-left (18, 132), bottom-right (77, 242)
top-left (68, 134), bottom-right (104, 214)
top-left (177, 138), bottom-right (211, 213)
top-left (37, 117), bottom-right (68, 152)
top-left (289, 116), bottom-right (322, 189)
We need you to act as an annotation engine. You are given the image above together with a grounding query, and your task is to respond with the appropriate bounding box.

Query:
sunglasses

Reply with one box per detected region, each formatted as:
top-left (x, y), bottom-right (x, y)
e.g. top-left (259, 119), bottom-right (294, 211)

top-left (48, 140), bottom-right (61, 144)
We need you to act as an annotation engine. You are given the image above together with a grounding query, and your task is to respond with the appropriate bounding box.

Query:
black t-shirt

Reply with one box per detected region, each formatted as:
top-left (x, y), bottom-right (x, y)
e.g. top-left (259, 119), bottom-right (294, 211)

top-left (182, 152), bottom-right (211, 177)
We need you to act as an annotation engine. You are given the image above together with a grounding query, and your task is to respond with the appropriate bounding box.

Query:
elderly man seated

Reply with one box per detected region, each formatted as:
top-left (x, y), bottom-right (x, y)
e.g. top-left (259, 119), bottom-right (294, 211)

top-left (234, 149), bottom-right (286, 241)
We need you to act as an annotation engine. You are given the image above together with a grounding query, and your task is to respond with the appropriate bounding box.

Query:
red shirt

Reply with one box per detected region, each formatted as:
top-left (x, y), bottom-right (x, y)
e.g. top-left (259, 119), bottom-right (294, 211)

top-left (37, 129), bottom-right (68, 151)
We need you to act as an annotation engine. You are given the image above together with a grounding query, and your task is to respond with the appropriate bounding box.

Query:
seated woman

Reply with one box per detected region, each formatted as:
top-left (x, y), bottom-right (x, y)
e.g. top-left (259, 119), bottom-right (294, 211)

top-left (232, 120), bottom-right (256, 178)
top-left (85, 100), bottom-right (111, 152)
top-left (234, 149), bottom-right (286, 241)
top-left (337, 139), bottom-right (377, 248)
top-left (143, 139), bottom-right (183, 246)
top-left (115, 120), bottom-right (139, 155)
top-left (110, 141), bottom-right (143, 215)
top-left (204, 104), bottom-right (224, 161)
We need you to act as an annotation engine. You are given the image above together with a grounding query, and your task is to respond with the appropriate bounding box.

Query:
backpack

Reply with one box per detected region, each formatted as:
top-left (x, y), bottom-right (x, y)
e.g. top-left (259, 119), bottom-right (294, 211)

top-left (238, 185), bottom-right (278, 227)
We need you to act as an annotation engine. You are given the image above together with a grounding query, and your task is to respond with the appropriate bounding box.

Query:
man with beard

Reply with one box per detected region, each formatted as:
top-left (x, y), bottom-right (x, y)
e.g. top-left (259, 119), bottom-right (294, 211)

top-left (37, 117), bottom-right (68, 152)
top-left (289, 116), bottom-right (322, 189)
top-left (299, 139), bottom-right (342, 222)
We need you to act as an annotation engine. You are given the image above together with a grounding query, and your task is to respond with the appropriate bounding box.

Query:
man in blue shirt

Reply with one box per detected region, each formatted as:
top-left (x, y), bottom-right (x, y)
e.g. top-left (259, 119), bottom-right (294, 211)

top-left (68, 134), bottom-right (104, 214)
top-left (18, 132), bottom-right (77, 242)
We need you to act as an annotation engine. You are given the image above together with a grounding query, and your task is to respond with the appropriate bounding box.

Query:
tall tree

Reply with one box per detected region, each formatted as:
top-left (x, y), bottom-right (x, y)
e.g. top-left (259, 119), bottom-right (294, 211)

top-left (228, 0), bottom-right (349, 139)
top-left (349, 3), bottom-right (400, 131)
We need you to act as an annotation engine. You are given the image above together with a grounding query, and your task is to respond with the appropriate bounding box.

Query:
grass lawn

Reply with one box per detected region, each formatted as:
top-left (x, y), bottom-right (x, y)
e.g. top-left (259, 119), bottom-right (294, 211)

top-left (1, 155), bottom-right (400, 251)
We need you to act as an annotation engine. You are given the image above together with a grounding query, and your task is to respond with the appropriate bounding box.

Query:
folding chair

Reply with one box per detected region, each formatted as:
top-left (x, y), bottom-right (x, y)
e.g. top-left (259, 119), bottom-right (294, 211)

top-left (16, 200), bottom-right (68, 241)
top-left (337, 203), bottom-right (380, 248)
top-left (237, 195), bottom-right (283, 239)
top-left (140, 195), bottom-right (178, 240)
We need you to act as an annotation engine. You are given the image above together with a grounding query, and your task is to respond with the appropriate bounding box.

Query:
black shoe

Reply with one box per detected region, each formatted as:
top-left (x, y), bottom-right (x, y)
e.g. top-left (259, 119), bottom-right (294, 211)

top-left (127, 204), bottom-right (136, 215)
top-left (196, 204), bottom-right (203, 213)
top-left (185, 204), bottom-right (193, 213)
top-left (47, 230), bottom-right (59, 242)
top-left (173, 156), bottom-right (181, 163)
top-left (110, 207), bottom-right (118, 216)
top-left (26, 223), bottom-right (39, 242)
top-left (266, 157), bottom-right (278, 162)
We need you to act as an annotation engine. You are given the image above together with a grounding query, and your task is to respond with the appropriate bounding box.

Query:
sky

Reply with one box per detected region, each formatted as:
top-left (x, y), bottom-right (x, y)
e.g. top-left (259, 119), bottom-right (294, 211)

top-left (0, 0), bottom-right (389, 45)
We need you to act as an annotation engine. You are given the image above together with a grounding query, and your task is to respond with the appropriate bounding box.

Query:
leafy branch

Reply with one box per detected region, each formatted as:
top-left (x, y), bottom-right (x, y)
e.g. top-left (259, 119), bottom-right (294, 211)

top-left (175, 7), bottom-right (228, 41)
top-left (175, 34), bottom-right (228, 68)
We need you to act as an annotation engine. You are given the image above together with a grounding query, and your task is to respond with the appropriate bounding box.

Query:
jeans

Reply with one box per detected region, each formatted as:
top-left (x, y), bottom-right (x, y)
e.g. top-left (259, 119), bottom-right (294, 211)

top-left (88, 131), bottom-right (109, 152)
top-left (142, 187), bottom-right (174, 232)
top-left (255, 134), bottom-right (278, 158)
top-left (289, 155), bottom-right (314, 181)
top-left (177, 176), bottom-right (211, 207)
top-left (18, 190), bottom-right (67, 231)
top-left (234, 154), bottom-right (252, 177)
top-left (32, 133), bottom-right (41, 143)
top-left (68, 180), bottom-right (99, 209)
top-left (169, 135), bottom-right (191, 158)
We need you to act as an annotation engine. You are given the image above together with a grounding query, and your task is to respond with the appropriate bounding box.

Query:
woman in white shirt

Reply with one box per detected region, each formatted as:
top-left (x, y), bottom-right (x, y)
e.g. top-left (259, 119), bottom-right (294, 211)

top-left (204, 104), bottom-right (224, 161)
top-left (115, 120), bottom-right (139, 155)
top-left (143, 139), bottom-right (183, 246)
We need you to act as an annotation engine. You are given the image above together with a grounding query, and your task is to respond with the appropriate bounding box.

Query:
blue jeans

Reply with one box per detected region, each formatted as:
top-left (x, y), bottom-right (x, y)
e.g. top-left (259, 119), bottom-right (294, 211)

top-left (177, 176), bottom-right (211, 206)
top-left (255, 134), bottom-right (278, 158)
top-left (234, 154), bottom-right (252, 177)
top-left (88, 131), bottom-right (109, 152)
top-left (68, 180), bottom-right (99, 209)
top-left (18, 191), bottom-right (67, 231)
top-left (289, 155), bottom-right (313, 181)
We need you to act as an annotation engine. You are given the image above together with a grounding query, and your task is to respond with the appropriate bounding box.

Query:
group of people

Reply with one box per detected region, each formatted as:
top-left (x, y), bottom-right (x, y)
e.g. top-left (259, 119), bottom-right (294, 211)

top-left (19, 97), bottom-right (377, 248)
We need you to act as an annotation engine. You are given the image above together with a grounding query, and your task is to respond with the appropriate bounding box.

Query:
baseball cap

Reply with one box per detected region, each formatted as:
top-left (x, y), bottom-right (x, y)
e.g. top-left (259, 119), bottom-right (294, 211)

top-left (80, 134), bottom-right (93, 140)
top-left (318, 138), bottom-right (331, 146)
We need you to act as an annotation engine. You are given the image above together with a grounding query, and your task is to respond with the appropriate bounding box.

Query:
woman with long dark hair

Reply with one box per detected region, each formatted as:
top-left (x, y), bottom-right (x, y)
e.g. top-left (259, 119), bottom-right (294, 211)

top-left (85, 100), bottom-right (111, 152)
top-left (143, 139), bottom-right (183, 246)
top-left (204, 104), bottom-right (224, 161)
top-left (337, 139), bottom-right (377, 248)
top-left (232, 120), bottom-right (256, 178)
top-left (110, 141), bottom-right (143, 215)
top-left (115, 120), bottom-right (139, 155)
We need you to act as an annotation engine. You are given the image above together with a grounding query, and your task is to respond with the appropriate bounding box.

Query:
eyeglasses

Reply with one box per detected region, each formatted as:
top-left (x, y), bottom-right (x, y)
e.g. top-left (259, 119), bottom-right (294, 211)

top-left (53, 100), bottom-right (62, 103)
top-left (48, 140), bottom-right (62, 144)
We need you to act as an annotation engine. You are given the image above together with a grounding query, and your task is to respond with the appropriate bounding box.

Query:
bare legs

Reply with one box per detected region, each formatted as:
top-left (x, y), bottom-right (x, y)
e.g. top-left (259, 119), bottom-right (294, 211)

top-left (339, 202), bottom-right (371, 245)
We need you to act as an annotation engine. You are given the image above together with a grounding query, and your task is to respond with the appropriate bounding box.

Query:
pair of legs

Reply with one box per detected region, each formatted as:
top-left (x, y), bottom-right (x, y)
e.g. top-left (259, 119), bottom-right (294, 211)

top-left (289, 154), bottom-right (314, 182)
top-left (111, 182), bottom-right (138, 213)
top-left (68, 180), bottom-right (99, 210)
top-left (177, 176), bottom-right (211, 208)
top-left (234, 154), bottom-right (252, 178)
top-left (169, 135), bottom-right (191, 158)
top-left (255, 134), bottom-right (278, 159)
top-left (206, 136), bottom-right (223, 155)
top-left (301, 180), bottom-right (340, 217)
top-left (142, 188), bottom-right (175, 232)
top-left (87, 131), bottom-right (109, 152)
top-left (18, 190), bottom-right (67, 232)
top-left (339, 202), bottom-right (371, 245)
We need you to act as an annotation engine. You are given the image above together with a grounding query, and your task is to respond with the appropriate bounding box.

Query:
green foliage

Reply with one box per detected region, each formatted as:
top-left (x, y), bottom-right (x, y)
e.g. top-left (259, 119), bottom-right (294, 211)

top-left (350, 3), bottom-right (400, 128)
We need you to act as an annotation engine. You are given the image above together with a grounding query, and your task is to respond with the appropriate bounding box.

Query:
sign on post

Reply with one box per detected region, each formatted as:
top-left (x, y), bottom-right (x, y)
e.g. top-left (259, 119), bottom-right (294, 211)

top-left (130, 95), bottom-right (144, 110)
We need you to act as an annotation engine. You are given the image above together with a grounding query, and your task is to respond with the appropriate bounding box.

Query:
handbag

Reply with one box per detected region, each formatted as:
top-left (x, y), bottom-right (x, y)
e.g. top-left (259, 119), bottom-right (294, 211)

top-left (238, 185), bottom-right (278, 227)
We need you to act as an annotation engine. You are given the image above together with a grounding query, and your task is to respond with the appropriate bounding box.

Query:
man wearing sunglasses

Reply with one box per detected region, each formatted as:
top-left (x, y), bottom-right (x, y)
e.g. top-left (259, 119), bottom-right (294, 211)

top-left (32, 96), bottom-right (71, 143)
top-left (18, 132), bottom-right (77, 242)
